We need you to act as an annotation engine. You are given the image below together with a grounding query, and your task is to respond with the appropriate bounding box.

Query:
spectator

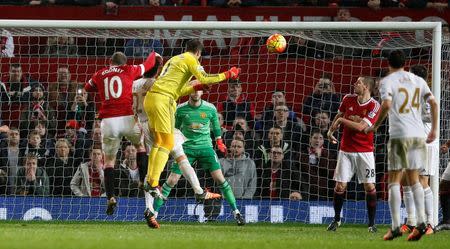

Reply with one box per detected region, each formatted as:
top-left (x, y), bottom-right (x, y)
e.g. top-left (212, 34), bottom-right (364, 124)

top-left (19, 130), bottom-right (47, 166)
top-left (124, 38), bottom-right (164, 58)
top-left (67, 87), bottom-right (96, 134)
top-left (220, 139), bottom-right (257, 199)
top-left (116, 144), bottom-right (142, 197)
top-left (264, 104), bottom-right (303, 151)
top-left (217, 112), bottom-right (228, 136)
top-left (258, 91), bottom-right (298, 130)
top-left (259, 146), bottom-right (302, 200)
top-left (299, 129), bottom-right (337, 200)
top-left (312, 110), bottom-right (337, 152)
top-left (217, 79), bottom-right (255, 128)
top-left (33, 120), bottom-right (55, 157)
top-left (62, 120), bottom-right (86, 160)
top-left (302, 76), bottom-right (341, 122)
top-left (43, 36), bottom-right (77, 57)
top-left (223, 117), bottom-right (259, 157)
top-left (48, 66), bottom-right (80, 132)
top-left (15, 152), bottom-right (50, 196)
top-left (45, 138), bottom-right (80, 196)
top-left (256, 126), bottom-right (292, 165)
top-left (19, 84), bottom-right (57, 138)
top-left (3, 63), bottom-right (38, 104)
top-left (0, 127), bottom-right (23, 195)
top-left (334, 8), bottom-right (352, 22)
top-left (1, 63), bottom-right (39, 127)
top-left (70, 146), bottom-right (104, 197)
top-left (1, 29), bottom-right (14, 58)
top-left (81, 127), bottom-right (102, 161)
top-left (311, 110), bottom-right (332, 139)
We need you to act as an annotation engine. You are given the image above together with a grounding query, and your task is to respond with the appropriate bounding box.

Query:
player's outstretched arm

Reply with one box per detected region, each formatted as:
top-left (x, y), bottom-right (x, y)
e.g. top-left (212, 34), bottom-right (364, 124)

top-left (141, 51), bottom-right (160, 73)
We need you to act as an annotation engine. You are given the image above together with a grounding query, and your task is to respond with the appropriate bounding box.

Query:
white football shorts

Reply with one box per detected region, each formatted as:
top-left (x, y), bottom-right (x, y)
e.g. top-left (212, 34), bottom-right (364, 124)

top-left (387, 138), bottom-right (426, 171)
top-left (334, 151), bottom-right (376, 184)
top-left (101, 115), bottom-right (142, 156)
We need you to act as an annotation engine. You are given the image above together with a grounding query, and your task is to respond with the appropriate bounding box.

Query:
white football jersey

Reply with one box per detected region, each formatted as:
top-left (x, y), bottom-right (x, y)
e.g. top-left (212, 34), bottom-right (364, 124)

top-left (132, 78), bottom-right (154, 122)
top-left (422, 102), bottom-right (439, 145)
top-left (379, 70), bottom-right (432, 139)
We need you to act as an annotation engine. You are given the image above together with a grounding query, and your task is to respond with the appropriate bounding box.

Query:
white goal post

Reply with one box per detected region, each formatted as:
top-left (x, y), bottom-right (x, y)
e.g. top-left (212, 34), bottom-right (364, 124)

top-left (0, 20), bottom-right (442, 224)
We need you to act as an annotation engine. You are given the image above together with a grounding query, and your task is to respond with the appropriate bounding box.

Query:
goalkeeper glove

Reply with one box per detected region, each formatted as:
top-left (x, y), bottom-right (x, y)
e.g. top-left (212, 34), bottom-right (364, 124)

top-left (224, 67), bottom-right (241, 80)
top-left (216, 138), bottom-right (227, 154)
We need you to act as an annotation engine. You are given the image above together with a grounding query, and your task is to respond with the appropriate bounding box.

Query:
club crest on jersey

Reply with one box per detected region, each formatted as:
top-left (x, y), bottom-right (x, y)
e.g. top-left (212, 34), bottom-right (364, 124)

top-left (200, 112), bottom-right (207, 119)
top-left (349, 107), bottom-right (353, 111)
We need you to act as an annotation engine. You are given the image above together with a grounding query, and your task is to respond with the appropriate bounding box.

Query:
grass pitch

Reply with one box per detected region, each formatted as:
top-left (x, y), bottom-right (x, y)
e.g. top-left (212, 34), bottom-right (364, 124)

top-left (1, 221), bottom-right (449, 249)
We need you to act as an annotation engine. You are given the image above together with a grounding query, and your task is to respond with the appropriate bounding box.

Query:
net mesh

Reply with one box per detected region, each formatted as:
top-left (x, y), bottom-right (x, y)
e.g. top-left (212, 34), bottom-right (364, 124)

top-left (0, 25), bottom-right (444, 223)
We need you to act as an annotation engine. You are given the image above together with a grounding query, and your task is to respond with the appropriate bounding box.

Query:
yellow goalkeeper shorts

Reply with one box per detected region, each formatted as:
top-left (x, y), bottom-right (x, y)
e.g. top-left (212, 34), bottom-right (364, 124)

top-left (144, 92), bottom-right (176, 134)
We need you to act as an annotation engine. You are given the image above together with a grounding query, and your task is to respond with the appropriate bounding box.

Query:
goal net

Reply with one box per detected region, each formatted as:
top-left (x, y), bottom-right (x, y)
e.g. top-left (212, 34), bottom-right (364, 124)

top-left (0, 21), bottom-right (443, 224)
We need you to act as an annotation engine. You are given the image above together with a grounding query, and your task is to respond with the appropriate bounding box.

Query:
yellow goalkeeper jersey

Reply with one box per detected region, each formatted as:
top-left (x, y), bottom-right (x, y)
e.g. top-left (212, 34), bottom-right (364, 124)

top-left (150, 52), bottom-right (226, 100)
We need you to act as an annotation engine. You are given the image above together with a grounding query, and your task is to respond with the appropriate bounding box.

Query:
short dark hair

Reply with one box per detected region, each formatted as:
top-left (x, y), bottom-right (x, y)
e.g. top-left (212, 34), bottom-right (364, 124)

top-left (409, 64), bottom-right (428, 81)
top-left (111, 52), bottom-right (127, 66)
top-left (185, 39), bottom-right (204, 54)
top-left (28, 130), bottom-right (41, 138)
top-left (388, 50), bottom-right (405, 69)
top-left (310, 128), bottom-right (323, 137)
top-left (25, 152), bottom-right (39, 162)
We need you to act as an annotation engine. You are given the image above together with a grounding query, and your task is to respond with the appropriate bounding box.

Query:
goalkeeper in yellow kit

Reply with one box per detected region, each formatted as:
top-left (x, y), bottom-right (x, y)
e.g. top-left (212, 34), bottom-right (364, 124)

top-left (143, 39), bottom-right (241, 194)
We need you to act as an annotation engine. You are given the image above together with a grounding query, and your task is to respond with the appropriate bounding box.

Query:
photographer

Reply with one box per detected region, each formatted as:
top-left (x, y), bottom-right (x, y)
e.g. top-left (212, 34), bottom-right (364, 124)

top-left (301, 75), bottom-right (341, 124)
top-left (67, 87), bottom-right (95, 134)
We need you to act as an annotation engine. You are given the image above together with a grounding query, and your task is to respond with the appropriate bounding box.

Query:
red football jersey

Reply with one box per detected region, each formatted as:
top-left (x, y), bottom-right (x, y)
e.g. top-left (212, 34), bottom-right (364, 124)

top-left (86, 64), bottom-right (144, 119)
top-left (338, 94), bottom-right (380, 153)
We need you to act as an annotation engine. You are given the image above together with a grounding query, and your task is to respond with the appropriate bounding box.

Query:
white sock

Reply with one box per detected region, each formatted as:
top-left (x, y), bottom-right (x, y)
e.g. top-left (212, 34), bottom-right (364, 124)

top-left (411, 182), bottom-right (426, 225)
top-left (423, 187), bottom-right (433, 226)
top-left (403, 186), bottom-right (417, 226)
top-left (144, 191), bottom-right (154, 211)
top-left (389, 183), bottom-right (402, 230)
top-left (178, 159), bottom-right (203, 195)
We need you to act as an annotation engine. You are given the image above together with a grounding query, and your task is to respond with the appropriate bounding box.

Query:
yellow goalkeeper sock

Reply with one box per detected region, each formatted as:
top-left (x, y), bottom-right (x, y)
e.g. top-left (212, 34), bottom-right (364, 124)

top-left (146, 146), bottom-right (159, 184)
top-left (149, 147), bottom-right (170, 187)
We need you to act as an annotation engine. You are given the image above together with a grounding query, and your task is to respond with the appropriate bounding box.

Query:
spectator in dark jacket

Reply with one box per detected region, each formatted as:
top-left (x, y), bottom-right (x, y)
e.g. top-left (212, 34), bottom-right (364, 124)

top-left (0, 127), bottom-right (23, 194)
top-left (45, 138), bottom-right (81, 196)
top-left (217, 79), bottom-right (255, 129)
top-left (299, 129), bottom-right (337, 200)
top-left (259, 146), bottom-right (303, 200)
top-left (15, 152), bottom-right (50, 196)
